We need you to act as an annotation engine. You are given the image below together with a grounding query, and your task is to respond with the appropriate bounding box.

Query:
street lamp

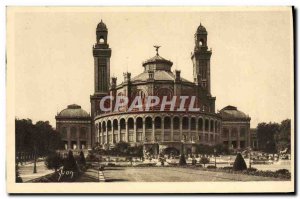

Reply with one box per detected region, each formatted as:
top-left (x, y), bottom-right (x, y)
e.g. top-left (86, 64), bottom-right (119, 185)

top-left (33, 147), bottom-right (37, 173)
top-left (214, 148), bottom-right (217, 168)
top-left (248, 147), bottom-right (252, 169)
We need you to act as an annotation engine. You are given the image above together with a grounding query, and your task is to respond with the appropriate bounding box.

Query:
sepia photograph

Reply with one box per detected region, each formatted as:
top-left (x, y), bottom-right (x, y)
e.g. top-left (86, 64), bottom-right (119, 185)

top-left (6, 6), bottom-right (294, 193)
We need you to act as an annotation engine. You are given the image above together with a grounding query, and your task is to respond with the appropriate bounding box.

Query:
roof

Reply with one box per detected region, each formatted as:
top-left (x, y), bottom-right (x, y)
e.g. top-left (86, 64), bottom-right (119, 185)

top-left (130, 70), bottom-right (191, 83)
top-left (142, 54), bottom-right (173, 67)
top-left (196, 23), bottom-right (207, 34)
top-left (97, 20), bottom-right (107, 31)
top-left (57, 104), bottom-right (90, 118)
top-left (218, 105), bottom-right (250, 121)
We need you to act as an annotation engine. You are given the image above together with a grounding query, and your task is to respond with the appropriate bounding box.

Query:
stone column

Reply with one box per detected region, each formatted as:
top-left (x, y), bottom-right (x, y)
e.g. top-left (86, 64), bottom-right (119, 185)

top-left (101, 123), bottom-right (104, 145)
top-left (105, 124), bottom-right (108, 144)
top-left (170, 117), bottom-right (174, 141)
top-left (125, 120), bottom-right (128, 142)
top-left (196, 118), bottom-right (199, 141)
top-left (111, 122), bottom-right (114, 144)
top-left (188, 117), bottom-right (191, 141)
top-left (118, 122), bottom-right (121, 143)
top-left (152, 118), bottom-right (155, 142)
top-left (161, 117), bottom-right (164, 142)
top-left (133, 119), bottom-right (137, 142)
top-left (142, 118), bottom-right (146, 142)
top-left (67, 127), bottom-right (71, 150)
top-left (77, 126), bottom-right (80, 150)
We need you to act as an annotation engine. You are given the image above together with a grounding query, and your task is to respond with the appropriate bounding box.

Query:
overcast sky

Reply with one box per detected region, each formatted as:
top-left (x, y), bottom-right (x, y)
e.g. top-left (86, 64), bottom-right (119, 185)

top-left (11, 7), bottom-right (293, 128)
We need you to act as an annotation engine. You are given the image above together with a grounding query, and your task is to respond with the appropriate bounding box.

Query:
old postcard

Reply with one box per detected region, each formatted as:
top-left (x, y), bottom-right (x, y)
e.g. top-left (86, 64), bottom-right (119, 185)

top-left (6, 6), bottom-right (294, 193)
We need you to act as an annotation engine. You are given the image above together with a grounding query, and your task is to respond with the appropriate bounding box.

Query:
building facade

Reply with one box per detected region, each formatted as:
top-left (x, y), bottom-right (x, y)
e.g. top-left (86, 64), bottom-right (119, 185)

top-left (56, 20), bottom-right (252, 154)
top-left (55, 104), bottom-right (92, 150)
top-left (218, 106), bottom-right (251, 150)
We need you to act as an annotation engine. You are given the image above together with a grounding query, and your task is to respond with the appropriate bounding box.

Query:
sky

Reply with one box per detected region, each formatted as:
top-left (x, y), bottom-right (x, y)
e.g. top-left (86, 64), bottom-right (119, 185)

top-left (11, 7), bottom-right (293, 128)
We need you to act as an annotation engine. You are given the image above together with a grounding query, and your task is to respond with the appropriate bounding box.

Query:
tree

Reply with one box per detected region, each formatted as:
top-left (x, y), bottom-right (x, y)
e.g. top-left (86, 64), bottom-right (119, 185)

top-left (179, 154), bottom-right (187, 166)
top-left (199, 157), bottom-right (209, 167)
top-left (233, 153), bottom-right (247, 171)
top-left (276, 119), bottom-right (291, 152)
top-left (45, 153), bottom-right (63, 172)
top-left (78, 151), bottom-right (86, 166)
top-left (15, 119), bottom-right (63, 157)
top-left (63, 151), bottom-right (78, 172)
top-left (256, 122), bottom-right (280, 153)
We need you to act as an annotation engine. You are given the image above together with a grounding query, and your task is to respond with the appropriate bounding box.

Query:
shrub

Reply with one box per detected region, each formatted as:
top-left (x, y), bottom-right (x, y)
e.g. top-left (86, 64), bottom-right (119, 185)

top-left (199, 157), bottom-right (210, 167)
top-left (222, 166), bottom-right (233, 170)
top-left (78, 151), bottom-right (86, 166)
top-left (179, 154), bottom-right (187, 166)
top-left (233, 153), bottom-right (247, 171)
top-left (45, 152), bottom-right (63, 172)
top-left (247, 167), bottom-right (257, 172)
top-left (275, 169), bottom-right (290, 175)
top-left (207, 165), bottom-right (216, 169)
top-left (63, 150), bottom-right (78, 172)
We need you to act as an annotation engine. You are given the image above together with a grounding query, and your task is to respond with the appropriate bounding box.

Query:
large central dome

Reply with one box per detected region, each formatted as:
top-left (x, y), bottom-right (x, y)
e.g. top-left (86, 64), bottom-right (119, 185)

top-left (142, 54), bottom-right (173, 72)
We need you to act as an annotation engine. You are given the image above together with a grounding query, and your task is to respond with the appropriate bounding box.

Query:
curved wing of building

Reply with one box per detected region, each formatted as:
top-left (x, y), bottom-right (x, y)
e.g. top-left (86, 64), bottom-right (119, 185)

top-left (56, 20), bottom-right (251, 155)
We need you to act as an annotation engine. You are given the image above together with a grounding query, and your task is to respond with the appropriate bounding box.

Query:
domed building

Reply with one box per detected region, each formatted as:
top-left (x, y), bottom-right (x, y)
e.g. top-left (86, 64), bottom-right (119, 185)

top-left (55, 104), bottom-right (91, 150)
top-left (90, 20), bottom-right (226, 155)
top-left (218, 106), bottom-right (251, 149)
top-left (56, 20), bottom-right (252, 154)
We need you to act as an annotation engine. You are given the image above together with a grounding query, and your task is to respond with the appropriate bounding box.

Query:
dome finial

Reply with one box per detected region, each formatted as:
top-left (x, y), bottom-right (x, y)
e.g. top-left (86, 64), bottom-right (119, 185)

top-left (153, 45), bottom-right (161, 56)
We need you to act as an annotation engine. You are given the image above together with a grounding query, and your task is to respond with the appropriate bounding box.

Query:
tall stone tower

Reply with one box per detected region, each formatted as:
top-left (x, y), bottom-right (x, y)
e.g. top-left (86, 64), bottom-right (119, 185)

top-left (90, 20), bottom-right (111, 146)
top-left (191, 23), bottom-right (212, 95)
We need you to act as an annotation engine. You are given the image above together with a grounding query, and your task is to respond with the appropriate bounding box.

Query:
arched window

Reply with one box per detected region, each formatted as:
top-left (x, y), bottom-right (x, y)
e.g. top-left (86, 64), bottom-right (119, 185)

top-left (199, 40), bottom-right (203, 46)
top-left (198, 118), bottom-right (203, 131)
top-left (113, 119), bottom-right (118, 130)
top-left (128, 118), bottom-right (134, 129)
top-left (136, 117), bottom-right (143, 129)
top-left (210, 120), bottom-right (214, 132)
top-left (191, 118), bottom-right (196, 130)
top-left (120, 118), bottom-right (126, 130)
top-left (61, 127), bottom-right (67, 139)
top-left (99, 37), bottom-right (105, 44)
top-left (102, 122), bottom-right (106, 132)
top-left (231, 128), bottom-right (238, 138)
top-left (164, 117), bottom-right (171, 129)
top-left (145, 117), bottom-right (152, 129)
top-left (173, 117), bottom-right (180, 129)
top-left (240, 127), bottom-right (246, 137)
top-left (107, 120), bottom-right (112, 131)
top-left (205, 119), bottom-right (209, 131)
top-left (154, 117), bottom-right (161, 129)
top-left (222, 128), bottom-right (229, 138)
top-left (71, 126), bottom-right (77, 139)
top-left (80, 127), bottom-right (87, 139)
top-left (215, 121), bottom-right (218, 132)
top-left (182, 117), bottom-right (189, 130)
